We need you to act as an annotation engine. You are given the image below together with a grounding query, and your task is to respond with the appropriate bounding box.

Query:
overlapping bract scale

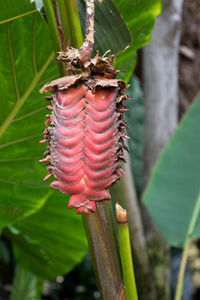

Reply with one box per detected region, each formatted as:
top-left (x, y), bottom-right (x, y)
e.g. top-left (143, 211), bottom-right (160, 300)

top-left (40, 76), bottom-right (128, 214)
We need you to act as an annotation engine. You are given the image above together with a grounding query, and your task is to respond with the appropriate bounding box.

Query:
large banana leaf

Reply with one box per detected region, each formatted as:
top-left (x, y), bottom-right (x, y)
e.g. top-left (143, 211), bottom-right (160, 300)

top-left (143, 94), bottom-right (200, 247)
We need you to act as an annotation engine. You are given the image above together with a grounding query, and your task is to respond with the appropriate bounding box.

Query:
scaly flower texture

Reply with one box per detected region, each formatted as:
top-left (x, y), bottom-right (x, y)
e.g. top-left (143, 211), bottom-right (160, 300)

top-left (40, 54), bottom-right (129, 214)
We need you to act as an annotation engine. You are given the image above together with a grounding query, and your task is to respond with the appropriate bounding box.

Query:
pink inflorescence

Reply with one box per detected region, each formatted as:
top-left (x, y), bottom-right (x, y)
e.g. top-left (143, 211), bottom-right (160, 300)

top-left (40, 81), bottom-right (128, 214)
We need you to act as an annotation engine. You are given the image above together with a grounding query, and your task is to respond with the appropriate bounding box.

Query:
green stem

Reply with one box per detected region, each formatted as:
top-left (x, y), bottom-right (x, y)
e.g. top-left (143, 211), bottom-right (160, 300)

top-left (57, 0), bottom-right (71, 46)
top-left (10, 263), bottom-right (43, 300)
top-left (112, 174), bottom-right (156, 299)
top-left (175, 191), bottom-right (200, 300)
top-left (116, 204), bottom-right (138, 300)
top-left (43, 0), bottom-right (66, 75)
top-left (82, 202), bottom-right (124, 299)
top-left (43, 0), bottom-right (62, 52)
top-left (64, 0), bottom-right (83, 48)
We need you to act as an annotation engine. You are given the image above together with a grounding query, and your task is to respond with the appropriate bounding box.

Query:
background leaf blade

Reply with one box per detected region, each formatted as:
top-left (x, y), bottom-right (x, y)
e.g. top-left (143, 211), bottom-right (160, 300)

top-left (8, 194), bottom-right (88, 279)
top-left (114, 0), bottom-right (162, 81)
top-left (78, 0), bottom-right (132, 55)
top-left (143, 93), bottom-right (200, 247)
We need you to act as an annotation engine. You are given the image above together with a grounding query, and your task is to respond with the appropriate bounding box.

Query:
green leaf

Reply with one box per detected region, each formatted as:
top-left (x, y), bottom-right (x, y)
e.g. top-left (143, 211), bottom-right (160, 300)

top-left (116, 46), bottom-right (137, 82)
top-left (114, 0), bottom-right (162, 81)
top-left (125, 75), bottom-right (144, 195)
top-left (7, 194), bottom-right (88, 279)
top-left (59, 0), bottom-right (83, 48)
top-left (115, 0), bottom-right (161, 50)
top-left (78, 0), bottom-right (132, 55)
top-left (0, 9), bottom-right (58, 229)
top-left (10, 264), bottom-right (39, 300)
top-left (0, 0), bottom-right (37, 24)
top-left (143, 94), bottom-right (200, 247)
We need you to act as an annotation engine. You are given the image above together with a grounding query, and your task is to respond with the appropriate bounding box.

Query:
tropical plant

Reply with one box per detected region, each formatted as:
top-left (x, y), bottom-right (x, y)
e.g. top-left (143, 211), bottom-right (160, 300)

top-left (7, 0), bottom-right (198, 299)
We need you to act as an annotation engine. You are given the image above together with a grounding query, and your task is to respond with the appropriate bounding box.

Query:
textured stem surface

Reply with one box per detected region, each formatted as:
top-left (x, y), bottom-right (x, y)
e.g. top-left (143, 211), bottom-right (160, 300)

top-left (82, 202), bottom-right (125, 299)
top-left (80, 0), bottom-right (95, 63)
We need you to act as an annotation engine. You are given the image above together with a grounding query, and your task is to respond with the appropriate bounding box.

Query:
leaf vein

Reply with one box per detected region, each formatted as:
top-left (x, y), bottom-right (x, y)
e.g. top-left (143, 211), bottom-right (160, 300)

top-left (0, 134), bottom-right (42, 149)
top-left (32, 13), bottom-right (37, 74)
top-left (0, 10), bottom-right (37, 25)
top-left (12, 107), bottom-right (46, 123)
top-left (0, 178), bottom-right (49, 189)
top-left (7, 23), bottom-right (20, 99)
top-left (0, 157), bottom-right (39, 162)
top-left (0, 52), bottom-right (54, 139)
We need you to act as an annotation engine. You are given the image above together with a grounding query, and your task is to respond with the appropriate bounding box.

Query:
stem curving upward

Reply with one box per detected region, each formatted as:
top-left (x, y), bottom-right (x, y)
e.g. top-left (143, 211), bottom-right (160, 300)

top-left (80, 0), bottom-right (95, 63)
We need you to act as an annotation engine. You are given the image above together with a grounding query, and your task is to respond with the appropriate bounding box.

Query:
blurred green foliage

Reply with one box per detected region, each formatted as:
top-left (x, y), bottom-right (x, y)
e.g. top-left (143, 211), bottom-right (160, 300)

top-left (143, 93), bottom-right (200, 247)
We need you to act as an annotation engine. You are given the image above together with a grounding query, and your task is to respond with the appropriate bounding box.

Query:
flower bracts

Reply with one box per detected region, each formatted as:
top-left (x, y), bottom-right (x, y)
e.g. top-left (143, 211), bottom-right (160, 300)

top-left (40, 53), bottom-right (129, 214)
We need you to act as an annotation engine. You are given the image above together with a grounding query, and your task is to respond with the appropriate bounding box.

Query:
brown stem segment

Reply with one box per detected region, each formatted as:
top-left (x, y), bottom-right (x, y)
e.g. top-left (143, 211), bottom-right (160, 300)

top-left (82, 202), bottom-right (125, 299)
top-left (79, 0), bottom-right (95, 63)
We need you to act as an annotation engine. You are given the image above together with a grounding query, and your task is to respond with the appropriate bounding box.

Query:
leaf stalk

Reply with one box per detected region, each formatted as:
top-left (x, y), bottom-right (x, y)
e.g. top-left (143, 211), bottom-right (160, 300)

top-left (175, 191), bottom-right (200, 300)
top-left (116, 203), bottom-right (138, 300)
top-left (60, 0), bottom-right (83, 48)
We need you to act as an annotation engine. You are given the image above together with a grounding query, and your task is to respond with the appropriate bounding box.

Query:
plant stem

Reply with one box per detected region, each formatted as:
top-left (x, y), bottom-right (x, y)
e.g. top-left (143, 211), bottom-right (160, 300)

top-left (82, 202), bottom-right (125, 299)
top-left (116, 204), bottom-right (138, 300)
top-left (56, 0), bottom-right (71, 46)
top-left (174, 240), bottom-right (190, 300)
top-left (112, 158), bottom-right (156, 299)
top-left (10, 263), bottom-right (42, 300)
top-left (175, 191), bottom-right (200, 300)
top-left (63, 0), bottom-right (83, 48)
top-left (43, 0), bottom-right (62, 52)
top-left (79, 0), bottom-right (95, 63)
top-left (82, 0), bottom-right (95, 50)
top-left (43, 0), bottom-right (66, 75)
